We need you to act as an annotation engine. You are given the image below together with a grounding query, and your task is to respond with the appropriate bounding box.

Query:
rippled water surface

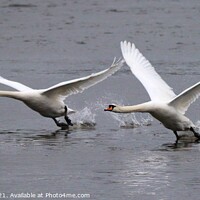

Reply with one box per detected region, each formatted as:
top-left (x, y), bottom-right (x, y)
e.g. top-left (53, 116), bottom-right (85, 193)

top-left (0, 0), bottom-right (200, 199)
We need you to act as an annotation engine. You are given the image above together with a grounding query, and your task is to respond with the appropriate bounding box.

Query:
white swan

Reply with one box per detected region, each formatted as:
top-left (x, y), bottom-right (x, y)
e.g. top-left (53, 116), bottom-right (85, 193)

top-left (105, 41), bottom-right (200, 140)
top-left (0, 58), bottom-right (123, 128)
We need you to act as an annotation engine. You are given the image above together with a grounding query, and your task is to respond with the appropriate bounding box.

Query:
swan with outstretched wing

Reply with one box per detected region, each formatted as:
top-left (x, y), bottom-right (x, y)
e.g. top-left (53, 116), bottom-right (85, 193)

top-left (105, 41), bottom-right (200, 141)
top-left (0, 58), bottom-right (124, 128)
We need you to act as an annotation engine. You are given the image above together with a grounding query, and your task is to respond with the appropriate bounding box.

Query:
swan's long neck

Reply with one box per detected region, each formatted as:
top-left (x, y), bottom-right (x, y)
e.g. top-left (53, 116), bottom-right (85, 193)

top-left (115, 102), bottom-right (153, 113)
top-left (0, 91), bottom-right (25, 101)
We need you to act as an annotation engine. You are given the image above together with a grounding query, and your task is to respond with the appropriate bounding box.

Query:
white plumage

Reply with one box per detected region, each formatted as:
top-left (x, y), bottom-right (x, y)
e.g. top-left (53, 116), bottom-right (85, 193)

top-left (120, 41), bottom-right (176, 102)
top-left (105, 41), bottom-right (200, 141)
top-left (0, 58), bottom-right (124, 128)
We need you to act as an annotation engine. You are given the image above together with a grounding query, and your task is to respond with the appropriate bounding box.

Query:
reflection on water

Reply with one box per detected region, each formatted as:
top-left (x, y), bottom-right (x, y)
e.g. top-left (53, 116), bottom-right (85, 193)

top-left (0, 129), bottom-right (67, 149)
top-left (119, 151), bottom-right (170, 196)
top-left (1, 125), bottom-right (200, 199)
top-left (160, 139), bottom-right (200, 151)
top-left (0, 126), bottom-right (96, 149)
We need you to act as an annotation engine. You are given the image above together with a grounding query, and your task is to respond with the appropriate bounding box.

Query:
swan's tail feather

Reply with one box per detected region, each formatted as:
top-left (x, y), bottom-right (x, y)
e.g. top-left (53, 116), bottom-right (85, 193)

top-left (168, 82), bottom-right (200, 114)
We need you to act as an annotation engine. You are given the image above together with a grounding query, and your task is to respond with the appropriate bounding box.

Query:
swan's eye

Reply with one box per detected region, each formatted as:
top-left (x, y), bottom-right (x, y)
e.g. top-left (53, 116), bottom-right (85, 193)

top-left (110, 105), bottom-right (116, 109)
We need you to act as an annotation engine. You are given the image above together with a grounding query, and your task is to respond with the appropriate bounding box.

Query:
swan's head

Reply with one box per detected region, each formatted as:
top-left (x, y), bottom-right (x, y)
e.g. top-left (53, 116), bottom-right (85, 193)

top-left (104, 104), bottom-right (117, 112)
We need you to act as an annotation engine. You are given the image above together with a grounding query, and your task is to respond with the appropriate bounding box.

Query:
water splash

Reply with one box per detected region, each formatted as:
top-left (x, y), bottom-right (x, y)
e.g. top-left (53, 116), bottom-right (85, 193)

top-left (195, 120), bottom-right (200, 133)
top-left (111, 113), bottom-right (140, 128)
top-left (71, 107), bottom-right (96, 129)
top-left (97, 96), bottom-right (153, 128)
top-left (110, 113), bottom-right (153, 128)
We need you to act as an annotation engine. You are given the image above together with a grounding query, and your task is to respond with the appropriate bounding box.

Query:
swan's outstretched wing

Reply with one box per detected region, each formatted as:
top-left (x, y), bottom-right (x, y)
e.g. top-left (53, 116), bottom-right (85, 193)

top-left (41, 58), bottom-right (124, 99)
top-left (0, 76), bottom-right (33, 91)
top-left (121, 41), bottom-right (176, 102)
top-left (169, 82), bottom-right (200, 114)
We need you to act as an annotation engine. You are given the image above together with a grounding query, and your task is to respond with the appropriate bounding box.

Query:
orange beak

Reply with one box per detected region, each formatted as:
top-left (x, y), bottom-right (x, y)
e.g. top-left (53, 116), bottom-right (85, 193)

top-left (104, 106), bottom-right (113, 111)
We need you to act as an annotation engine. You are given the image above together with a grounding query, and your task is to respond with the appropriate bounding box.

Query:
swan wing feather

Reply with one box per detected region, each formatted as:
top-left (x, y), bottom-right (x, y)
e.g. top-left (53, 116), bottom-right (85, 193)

top-left (168, 81), bottom-right (200, 114)
top-left (41, 58), bottom-right (124, 99)
top-left (0, 76), bottom-right (33, 91)
top-left (120, 41), bottom-right (176, 101)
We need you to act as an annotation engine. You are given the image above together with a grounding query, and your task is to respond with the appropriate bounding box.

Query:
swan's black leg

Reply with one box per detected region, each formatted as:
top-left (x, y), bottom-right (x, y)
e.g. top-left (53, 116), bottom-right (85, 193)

top-left (52, 118), bottom-right (68, 128)
top-left (64, 106), bottom-right (73, 126)
top-left (190, 127), bottom-right (200, 139)
top-left (173, 131), bottom-right (180, 141)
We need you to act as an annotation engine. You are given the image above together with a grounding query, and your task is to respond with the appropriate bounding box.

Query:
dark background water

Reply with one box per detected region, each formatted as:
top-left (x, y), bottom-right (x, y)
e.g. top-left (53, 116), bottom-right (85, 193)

top-left (0, 0), bottom-right (200, 199)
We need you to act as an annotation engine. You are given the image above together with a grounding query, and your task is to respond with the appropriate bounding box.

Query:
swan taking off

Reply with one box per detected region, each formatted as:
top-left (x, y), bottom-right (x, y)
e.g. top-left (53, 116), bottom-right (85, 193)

top-left (0, 58), bottom-right (123, 129)
top-left (105, 41), bottom-right (200, 141)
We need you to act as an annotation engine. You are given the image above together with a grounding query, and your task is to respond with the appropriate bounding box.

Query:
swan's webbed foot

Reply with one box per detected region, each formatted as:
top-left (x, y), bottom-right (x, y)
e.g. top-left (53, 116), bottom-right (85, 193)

top-left (190, 127), bottom-right (200, 140)
top-left (52, 118), bottom-right (69, 129)
top-left (173, 131), bottom-right (180, 141)
top-left (64, 106), bottom-right (73, 126)
top-left (65, 116), bottom-right (73, 126)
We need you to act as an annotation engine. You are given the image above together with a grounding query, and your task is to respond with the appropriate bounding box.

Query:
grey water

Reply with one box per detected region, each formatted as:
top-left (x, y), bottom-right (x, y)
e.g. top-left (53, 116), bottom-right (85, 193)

top-left (0, 0), bottom-right (200, 199)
